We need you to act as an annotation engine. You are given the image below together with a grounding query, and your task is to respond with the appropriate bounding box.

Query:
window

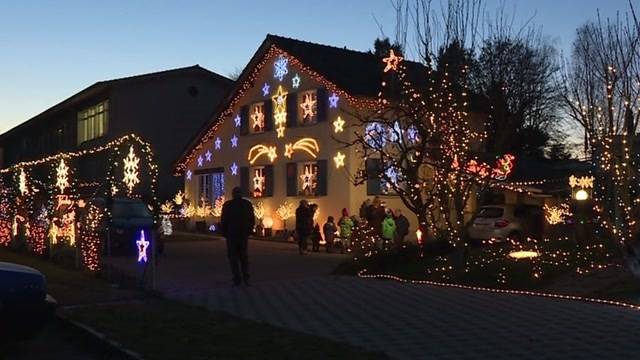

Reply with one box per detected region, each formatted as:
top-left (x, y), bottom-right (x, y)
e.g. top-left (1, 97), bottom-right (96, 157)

top-left (77, 101), bottom-right (108, 145)
top-left (298, 90), bottom-right (317, 125)
top-left (298, 162), bottom-right (318, 196)
top-left (251, 167), bottom-right (265, 197)
top-left (198, 174), bottom-right (212, 204)
top-left (198, 170), bottom-right (225, 204)
top-left (250, 102), bottom-right (265, 133)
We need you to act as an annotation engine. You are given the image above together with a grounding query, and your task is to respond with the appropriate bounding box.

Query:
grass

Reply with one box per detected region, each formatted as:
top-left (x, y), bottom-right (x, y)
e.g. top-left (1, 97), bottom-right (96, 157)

top-left (0, 247), bottom-right (388, 359)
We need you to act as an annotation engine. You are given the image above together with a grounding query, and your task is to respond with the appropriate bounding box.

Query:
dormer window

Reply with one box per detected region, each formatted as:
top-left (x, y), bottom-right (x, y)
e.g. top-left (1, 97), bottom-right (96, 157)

top-left (77, 101), bottom-right (108, 145)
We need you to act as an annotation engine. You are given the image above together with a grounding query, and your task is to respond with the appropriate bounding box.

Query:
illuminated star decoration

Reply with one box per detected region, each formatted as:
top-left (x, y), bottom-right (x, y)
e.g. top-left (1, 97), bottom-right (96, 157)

top-left (382, 49), bottom-right (403, 72)
top-left (186, 170), bottom-right (192, 180)
top-left (406, 126), bottom-right (419, 143)
top-left (123, 145), bottom-right (140, 195)
top-left (292, 74), bottom-right (301, 88)
top-left (333, 152), bottom-right (345, 168)
top-left (230, 135), bottom-right (239, 148)
top-left (284, 143), bottom-right (294, 158)
top-left (262, 83), bottom-right (270, 96)
top-left (333, 116), bottom-right (345, 133)
top-left (253, 170), bottom-right (265, 197)
top-left (273, 55), bottom-right (289, 81)
top-left (136, 230), bottom-right (150, 263)
top-left (197, 155), bottom-right (204, 167)
top-left (300, 166), bottom-right (316, 192)
top-left (214, 137), bottom-right (222, 150)
top-left (234, 114), bottom-right (241, 127)
top-left (328, 93), bottom-right (339, 108)
top-left (300, 93), bottom-right (317, 119)
top-left (230, 162), bottom-right (238, 176)
top-left (385, 166), bottom-right (399, 185)
top-left (205, 150), bottom-right (212, 162)
top-left (267, 146), bottom-right (278, 162)
top-left (272, 86), bottom-right (288, 137)
top-left (251, 105), bottom-right (265, 131)
top-left (276, 127), bottom-right (285, 138)
top-left (56, 159), bottom-right (70, 194)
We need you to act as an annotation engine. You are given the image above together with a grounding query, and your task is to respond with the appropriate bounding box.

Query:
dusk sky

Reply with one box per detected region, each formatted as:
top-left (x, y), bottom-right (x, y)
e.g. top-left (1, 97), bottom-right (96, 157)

top-left (0, 0), bottom-right (627, 133)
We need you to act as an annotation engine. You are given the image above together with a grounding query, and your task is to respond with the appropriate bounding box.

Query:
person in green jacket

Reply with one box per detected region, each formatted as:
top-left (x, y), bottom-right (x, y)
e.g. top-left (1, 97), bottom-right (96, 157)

top-left (338, 208), bottom-right (354, 253)
top-left (381, 209), bottom-right (396, 250)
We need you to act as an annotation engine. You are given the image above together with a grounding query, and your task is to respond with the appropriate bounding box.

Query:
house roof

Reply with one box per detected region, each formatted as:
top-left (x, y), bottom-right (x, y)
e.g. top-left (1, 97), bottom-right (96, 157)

top-left (174, 34), bottom-right (433, 174)
top-left (0, 65), bottom-right (232, 141)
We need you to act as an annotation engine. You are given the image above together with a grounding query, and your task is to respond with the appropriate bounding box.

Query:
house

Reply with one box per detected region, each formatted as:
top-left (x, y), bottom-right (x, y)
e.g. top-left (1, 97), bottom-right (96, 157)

top-left (0, 65), bottom-right (233, 200)
top-left (175, 35), bottom-right (487, 237)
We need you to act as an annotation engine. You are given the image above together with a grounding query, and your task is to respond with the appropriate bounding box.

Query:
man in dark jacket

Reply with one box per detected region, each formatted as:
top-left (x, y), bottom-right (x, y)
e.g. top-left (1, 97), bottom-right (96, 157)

top-left (394, 209), bottom-right (410, 247)
top-left (295, 200), bottom-right (313, 255)
top-left (220, 187), bottom-right (255, 286)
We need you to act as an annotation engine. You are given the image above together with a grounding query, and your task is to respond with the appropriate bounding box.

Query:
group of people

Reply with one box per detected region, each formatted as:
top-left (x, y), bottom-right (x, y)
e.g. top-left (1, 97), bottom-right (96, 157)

top-left (359, 196), bottom-right (410, 250)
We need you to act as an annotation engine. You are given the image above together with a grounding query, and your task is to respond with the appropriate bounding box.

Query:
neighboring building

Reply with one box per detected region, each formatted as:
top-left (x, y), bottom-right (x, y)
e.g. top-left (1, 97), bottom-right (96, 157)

top-left (175, 35), bottom-right (486, 237)
top-left (0, 66), bottom-right (233, 199)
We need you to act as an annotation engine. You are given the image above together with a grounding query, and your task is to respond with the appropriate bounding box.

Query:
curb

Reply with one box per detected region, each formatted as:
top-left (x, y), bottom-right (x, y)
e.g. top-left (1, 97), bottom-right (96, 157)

top-left (55, 313), bottom-right (144, 360)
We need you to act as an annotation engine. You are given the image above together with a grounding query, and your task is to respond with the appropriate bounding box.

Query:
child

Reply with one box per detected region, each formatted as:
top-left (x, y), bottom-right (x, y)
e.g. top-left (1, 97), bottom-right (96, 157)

top-left (323, 216), bottom-right (337, 253)
top-left (381, 209), bottom-right (396, 250)
top-left (311, 223), bottom-right (322, 252)
top-left (338, 208), bottom-right (354, 253)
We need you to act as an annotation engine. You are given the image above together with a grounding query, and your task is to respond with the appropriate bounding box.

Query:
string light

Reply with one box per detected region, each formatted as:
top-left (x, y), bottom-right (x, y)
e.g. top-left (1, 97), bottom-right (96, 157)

top-left (248, 144), bottom-right (278, 164)
top-left (286, 138), bottom-right (319, 158)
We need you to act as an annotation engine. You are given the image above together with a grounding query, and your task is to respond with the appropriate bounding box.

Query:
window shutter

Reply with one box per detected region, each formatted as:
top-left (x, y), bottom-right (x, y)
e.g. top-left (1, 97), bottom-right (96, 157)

top-left (286, 162), bottom-right (298, 196)
top-left (264, 165), bottom-right (274, 197)
top-left (263, 100), bottom-right (273, 131)
top-left (239, 166), bottom-right (250, 197)
top-left (316, 159), bottom-right (328, 196)
top-left (240, 105), bottom-right (249, 136)
top-left (366, 158), bottom-right (382, 195)
top-left (316, 88), bottom-right (328, 122)
top-left (286, 93), bottom-right (298, 128)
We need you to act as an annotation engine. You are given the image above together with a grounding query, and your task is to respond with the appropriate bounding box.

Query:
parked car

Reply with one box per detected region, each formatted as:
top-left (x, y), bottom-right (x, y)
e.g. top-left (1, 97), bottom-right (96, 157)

top-left (108, 198), bottom-right (155, 256)
top-left (467, 204), bottom-right (543, 244)
top-left (0, 262), bottom-right (56, 342)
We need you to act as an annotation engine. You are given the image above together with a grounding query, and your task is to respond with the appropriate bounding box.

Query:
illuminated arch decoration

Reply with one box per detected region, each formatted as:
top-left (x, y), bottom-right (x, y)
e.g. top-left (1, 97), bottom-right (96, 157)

top-left (272, 86), bottom-right (288, 138)
top-left (273, 55), bottom-right (289, 81)
top-left (123, 145), bottom-right (140, 195)
top-left (382, 49), bottom-right (403, 72)
top-left (248, 144), bottom-right (278, 164)
top-left (284, 138), bottom-right (320, 159)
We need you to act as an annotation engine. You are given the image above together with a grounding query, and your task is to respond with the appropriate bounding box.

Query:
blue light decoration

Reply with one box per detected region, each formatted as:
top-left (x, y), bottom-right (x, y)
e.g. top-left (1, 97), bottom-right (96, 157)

top-left (215, 137), bottom-right (222, 150)
top-left (390, 121), bottom-right (402, 142)
top-left (234, 114), bottom-right (241, 127)
top-left (136, 230), bottom-right (150, 263)
top-left (328, 92), bottom-right (339, 108)
top-left (406, 125), bottom-right (419, 144)
top-left (262, 83), bottom-right (270, 96)
top-left (385, 166), bottom-right (399, 184)
top-left (205, 150), bottom-right (212, 162)
top-left (230, 135), bottom-right (239, 148)
top-left (365, 122), bottom-right (386, 148)
top-left (273, 56), bottom-right (289, 81)
top-left (197, 155), bottom-right (204, 167)
top-left (208, 224), bottom-right (216, 232)
top-left (230, 162), bottom-right (238, 176)
top-left (292, 74), bottom-right (301, 88)
top-left (186, 170), bottom-right (193, 180)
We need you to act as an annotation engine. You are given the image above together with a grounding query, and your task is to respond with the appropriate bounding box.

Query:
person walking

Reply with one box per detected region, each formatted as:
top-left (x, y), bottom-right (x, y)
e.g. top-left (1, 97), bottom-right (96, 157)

top-left (323, 216), bottom-right (337, 253)
top-left (338, 208), bottom-right (354, 253)
top-left (394, 209), bottom-right (410, 248)
top-left (381, 209), bottom-right (396, 250)
top-left (220, 186), bottom-right (255, 286)
top-left (295, 200), bottom-right (313, 254)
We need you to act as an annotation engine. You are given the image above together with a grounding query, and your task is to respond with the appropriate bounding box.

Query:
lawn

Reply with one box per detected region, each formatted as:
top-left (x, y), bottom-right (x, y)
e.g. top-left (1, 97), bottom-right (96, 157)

top-left (0, 248), bottom-right (387, 359)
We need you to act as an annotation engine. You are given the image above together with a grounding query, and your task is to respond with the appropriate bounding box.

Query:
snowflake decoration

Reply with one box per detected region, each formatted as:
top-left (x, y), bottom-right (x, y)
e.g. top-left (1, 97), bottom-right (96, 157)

top-left (205, 150), bottom-right (212, 162)
top-left (273, 55), bottom-right (289, 81)
top-left (231, 135), bottom-right (239, 148)
top-left (56, 159), bottom-right (70, 194)
top-left (292, 74), bottom-right (301, 88)
top-left (230, 162), bottom-right (238, 176)
top-left (365, 122), bottom-right (386, 148)
top-left (197, 155), bottom-right (204, 167)
top-left (234, 114), bottom-right (241, 127)
top-left (136, 230), bottom-right (150, 263)
top-left (123, 145), bottom-right (140, 195)
top-left (215, 137), bottom-right (222, 150)
top-left (328, 93), bottom-right (339, 108)
top-left (262, 83), bottom-right (270, 96)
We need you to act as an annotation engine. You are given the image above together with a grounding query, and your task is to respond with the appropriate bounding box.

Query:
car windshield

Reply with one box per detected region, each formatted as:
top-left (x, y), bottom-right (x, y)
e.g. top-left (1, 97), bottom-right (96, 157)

top-left (112, 201), bottom-right (151, 219)
top-left (476, 207), bottom-right (504, 218)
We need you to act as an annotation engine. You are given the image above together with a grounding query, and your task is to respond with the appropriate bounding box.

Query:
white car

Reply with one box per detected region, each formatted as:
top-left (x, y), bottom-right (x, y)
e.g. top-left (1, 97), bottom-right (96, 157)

top-left (467, 205), bottom-right (542, 243)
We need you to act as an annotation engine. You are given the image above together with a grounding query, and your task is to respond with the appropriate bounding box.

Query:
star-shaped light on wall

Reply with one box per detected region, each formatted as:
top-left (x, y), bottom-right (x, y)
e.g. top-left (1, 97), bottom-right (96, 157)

top-left (205, 150), bottom-right (212, 162)
top-left (333, 116), bottom-right (345, 133)
top-left (230, 162), bottom-right (238, 175)
top-left (333, 152), bottom-right (345, 168)
top-left (267, 146), bottom-right (277, 162)
top-left (300, 93), bottom-right (316, 119)
top-left (215, 137), bottom-right (222, 150)
top-left (234, 114), bottom-right (241, 127)
top-left (262, 83), bottom-right (270, 96)
top-left (328, 93), bottom-right (339, 108)
top-left (383, 49), bottom-right (403, 72)
top-left (197, 155), bottom-right (204, 167)
top-left (186, 169), bottom-right (193, 180)
top-left (276, 126), bottom-right (285, 138)
top-left (284, 143), bottom-right (294, 158)
top-left (292, 74), bottom-right (301, 88)
top-left (230, 135), bottom-right (239, 148)
top-left (136, 230), bottom-right (150, 263)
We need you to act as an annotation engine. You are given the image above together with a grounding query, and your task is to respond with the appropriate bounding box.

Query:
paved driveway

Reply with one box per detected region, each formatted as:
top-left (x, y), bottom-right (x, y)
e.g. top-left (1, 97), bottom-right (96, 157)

top-left (112, 239), bottom-right (640, 359)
